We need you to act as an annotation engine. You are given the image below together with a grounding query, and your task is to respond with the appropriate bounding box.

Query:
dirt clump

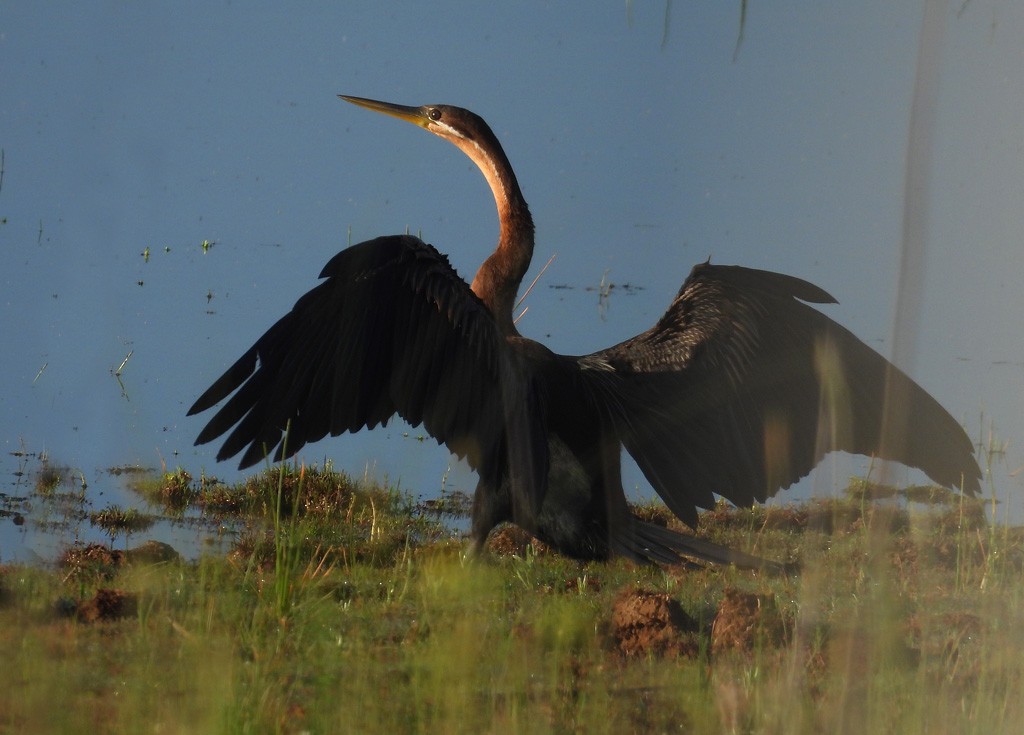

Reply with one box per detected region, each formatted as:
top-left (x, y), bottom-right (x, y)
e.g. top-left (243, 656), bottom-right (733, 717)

top-left (486, 525), bottom-right (549, 557)
top-left (611, 587), bottom-right (700, 658)
top-left (76, 588), bottom-right (138, 623)
top-left (125, 540), bottom-right (180, 564)
top-left (59, 541), bottom-right (181, 583)
top-left (59, 543), bottom-right (125, 581)
top-left (711, 588), bottom-right (788, 655)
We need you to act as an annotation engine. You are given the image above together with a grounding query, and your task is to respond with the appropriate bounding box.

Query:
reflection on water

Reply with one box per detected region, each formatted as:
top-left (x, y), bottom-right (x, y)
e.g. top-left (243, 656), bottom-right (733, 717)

top-left (0, 452), bottom-right (238, 564)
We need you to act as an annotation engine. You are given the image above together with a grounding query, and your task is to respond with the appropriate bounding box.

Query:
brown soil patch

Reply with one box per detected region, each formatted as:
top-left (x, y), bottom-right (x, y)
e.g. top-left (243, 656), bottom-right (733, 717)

top-left (711, 588), bottom-right (788, 655)
top-left (77, 588), bottom-right (137, 623)
top-left (486, 525), bottom-right (549, 557)
top-left (124, 540), bottom-right (180, 564)
top-left (59, 541), bottom-right (181, 582)
top-left (611, 587), bottom-right (700, 658)
top-left (59, 543), bottom-right (125, 581)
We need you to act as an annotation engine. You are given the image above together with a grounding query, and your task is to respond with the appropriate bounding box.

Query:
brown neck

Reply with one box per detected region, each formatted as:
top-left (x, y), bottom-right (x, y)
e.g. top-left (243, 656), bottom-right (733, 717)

top-left (462, 136), bottom-right (535, 335)
top-left (471, 199), bottom-right (534, 335)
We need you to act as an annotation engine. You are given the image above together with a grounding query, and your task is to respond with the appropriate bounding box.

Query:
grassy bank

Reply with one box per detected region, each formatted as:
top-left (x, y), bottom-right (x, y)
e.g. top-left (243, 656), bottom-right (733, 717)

top-left (1, 464), bottom-right (1021, 733)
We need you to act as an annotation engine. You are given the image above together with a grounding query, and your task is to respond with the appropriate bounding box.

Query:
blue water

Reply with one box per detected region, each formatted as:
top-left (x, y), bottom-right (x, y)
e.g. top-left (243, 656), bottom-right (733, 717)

top-left (3, 3), bottom-right (1022, 561)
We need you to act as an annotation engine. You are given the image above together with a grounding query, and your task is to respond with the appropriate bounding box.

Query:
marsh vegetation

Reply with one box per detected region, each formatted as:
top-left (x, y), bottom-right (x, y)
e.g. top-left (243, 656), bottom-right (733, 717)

top-left (1, 460), bottom-right (1021, 733)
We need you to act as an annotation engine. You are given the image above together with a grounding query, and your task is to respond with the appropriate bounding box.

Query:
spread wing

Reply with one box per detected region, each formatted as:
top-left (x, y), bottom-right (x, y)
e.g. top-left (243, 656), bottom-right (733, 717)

top-left (188, 234), bottom-right (547, 512)
top-left (582, 262), bottom-right (980, 528)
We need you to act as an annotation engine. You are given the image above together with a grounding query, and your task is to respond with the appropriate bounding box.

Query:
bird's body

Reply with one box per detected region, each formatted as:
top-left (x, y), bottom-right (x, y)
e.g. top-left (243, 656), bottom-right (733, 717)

top-left (189, 97), bottom-right (980, 568)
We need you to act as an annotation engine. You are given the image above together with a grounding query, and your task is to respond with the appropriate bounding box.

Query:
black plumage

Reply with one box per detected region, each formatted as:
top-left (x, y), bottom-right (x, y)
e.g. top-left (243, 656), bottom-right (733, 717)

top-left (189, 97), bottom-right (980, 569)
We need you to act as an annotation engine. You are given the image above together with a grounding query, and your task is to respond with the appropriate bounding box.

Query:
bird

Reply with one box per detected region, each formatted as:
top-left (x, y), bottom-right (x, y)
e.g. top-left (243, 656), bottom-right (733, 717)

top-left (187, 95), bottom-right (981, 570)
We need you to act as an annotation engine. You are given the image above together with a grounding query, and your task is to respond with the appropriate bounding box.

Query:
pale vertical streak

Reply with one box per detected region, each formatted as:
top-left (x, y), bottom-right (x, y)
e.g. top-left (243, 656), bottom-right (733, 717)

top-left (879, 0), bottom-right (947, 478)
top-left (827, 7), bottom-right (949, 733)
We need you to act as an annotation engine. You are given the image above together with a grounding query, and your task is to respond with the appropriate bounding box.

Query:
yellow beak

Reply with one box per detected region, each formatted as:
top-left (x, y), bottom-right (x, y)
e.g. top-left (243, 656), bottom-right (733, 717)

top-left (339, 95), bottom-right (428, 128)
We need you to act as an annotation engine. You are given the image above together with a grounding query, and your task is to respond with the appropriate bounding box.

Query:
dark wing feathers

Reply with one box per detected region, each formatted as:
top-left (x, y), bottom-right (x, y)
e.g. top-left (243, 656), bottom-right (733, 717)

top-left (191, 240), bottom-right (977, 567)
top-left (585, 262), bottom-right (980, 528)
top-left (188, 236), bottom-right (539, 508)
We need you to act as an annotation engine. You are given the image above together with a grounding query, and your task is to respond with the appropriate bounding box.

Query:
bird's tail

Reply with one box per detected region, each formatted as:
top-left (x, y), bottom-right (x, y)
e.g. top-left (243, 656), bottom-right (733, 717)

top-left (612, 516), bottom-right (791, 573)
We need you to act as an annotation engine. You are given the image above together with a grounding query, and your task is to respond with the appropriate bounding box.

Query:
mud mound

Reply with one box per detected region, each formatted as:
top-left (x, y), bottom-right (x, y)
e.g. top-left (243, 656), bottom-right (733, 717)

top-left (76, 588), bottom-right (138, 623)
top-left (611, 587), bottom-right (700, 657)
top-left (125, 540), bottom-right (180, 564)
top-left (486, 525), bottom-right (549, 557)
top-left (710, 588), bottom-right (787, 654)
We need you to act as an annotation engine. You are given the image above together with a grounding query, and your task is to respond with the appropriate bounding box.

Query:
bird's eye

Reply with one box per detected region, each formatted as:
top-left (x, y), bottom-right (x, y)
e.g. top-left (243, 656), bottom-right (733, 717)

top-left (428, 108), bottom-right (442, 121)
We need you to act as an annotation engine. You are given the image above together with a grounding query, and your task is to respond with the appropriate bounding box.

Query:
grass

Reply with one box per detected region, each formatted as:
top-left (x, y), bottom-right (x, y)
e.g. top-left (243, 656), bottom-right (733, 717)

top-left (89, 505), bottom-right (156, 538)
top-left (1, 465), bottom-right (1022, 734)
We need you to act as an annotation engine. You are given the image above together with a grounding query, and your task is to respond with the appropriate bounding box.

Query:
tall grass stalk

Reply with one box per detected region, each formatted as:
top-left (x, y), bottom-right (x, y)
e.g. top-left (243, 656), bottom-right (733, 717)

top-left (272, 460), bottom-right (304, 619)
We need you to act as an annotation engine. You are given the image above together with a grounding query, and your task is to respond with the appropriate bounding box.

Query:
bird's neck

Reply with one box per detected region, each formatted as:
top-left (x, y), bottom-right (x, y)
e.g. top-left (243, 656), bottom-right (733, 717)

top-left (471, 196), bottom-right (534, 335)
top-left (467, 146), bottom-right (535, 335)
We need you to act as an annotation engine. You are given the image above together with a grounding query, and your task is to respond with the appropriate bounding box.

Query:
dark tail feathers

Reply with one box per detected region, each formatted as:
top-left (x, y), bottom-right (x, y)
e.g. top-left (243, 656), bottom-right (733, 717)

top-left (613, 516), bottom-right (792, 574)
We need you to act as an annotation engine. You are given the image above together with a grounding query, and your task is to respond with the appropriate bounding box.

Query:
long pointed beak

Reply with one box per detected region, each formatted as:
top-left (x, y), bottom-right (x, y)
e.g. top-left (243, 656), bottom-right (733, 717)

top-left (339, 95), bottom-right (428, 128)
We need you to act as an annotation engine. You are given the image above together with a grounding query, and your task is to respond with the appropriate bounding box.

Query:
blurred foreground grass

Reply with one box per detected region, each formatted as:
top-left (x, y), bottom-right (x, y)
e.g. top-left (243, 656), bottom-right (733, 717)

top-left (1, 464), bottom-right (1022, 734)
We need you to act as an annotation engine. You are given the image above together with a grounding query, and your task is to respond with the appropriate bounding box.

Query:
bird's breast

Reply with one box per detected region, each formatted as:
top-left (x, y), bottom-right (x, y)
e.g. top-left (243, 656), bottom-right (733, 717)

top-left (532, 434), bottom-right (605, 557)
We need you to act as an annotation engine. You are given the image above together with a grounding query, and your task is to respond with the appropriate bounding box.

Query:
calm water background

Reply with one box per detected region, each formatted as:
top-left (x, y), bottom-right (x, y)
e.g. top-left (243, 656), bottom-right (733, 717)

top-left (3, 2), bottom-right (1023, 561)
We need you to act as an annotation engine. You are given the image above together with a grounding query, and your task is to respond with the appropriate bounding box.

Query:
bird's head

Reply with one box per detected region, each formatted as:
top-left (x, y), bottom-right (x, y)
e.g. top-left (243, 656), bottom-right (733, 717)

top-left (340, 95), bottom-right (517, 189)
top-left (340, 95), bottom-right (493, 149)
